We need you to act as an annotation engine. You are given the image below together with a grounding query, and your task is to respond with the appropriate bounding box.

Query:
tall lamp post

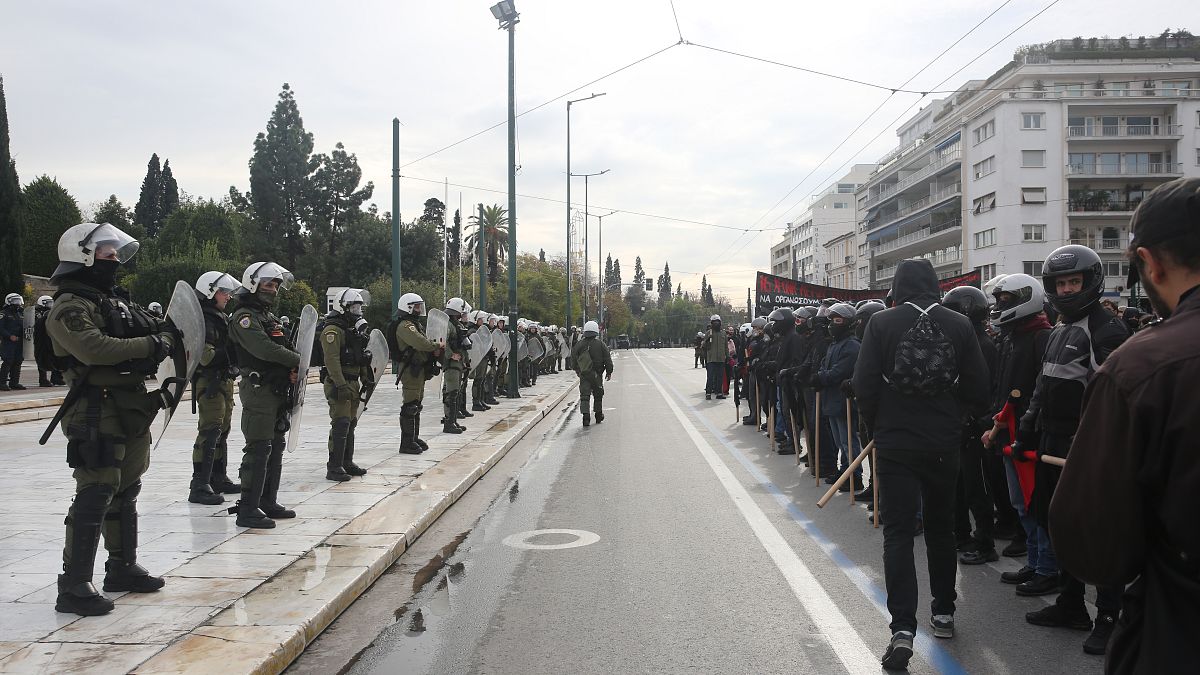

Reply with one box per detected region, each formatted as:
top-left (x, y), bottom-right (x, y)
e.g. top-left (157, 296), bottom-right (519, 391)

top-left (566, 93), bottom-right (605, 330)
top-left (490, 0), bottom-right (521, 398)
top-left (595, 209), bottom-right (617, 328)
top-left (570, 169), bottom-right (608, 320)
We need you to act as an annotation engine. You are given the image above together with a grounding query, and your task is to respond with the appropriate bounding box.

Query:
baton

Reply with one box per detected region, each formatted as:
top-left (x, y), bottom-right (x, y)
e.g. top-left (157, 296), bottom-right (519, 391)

top-left (814, 390), bottom-right (821, 486)
top-left (817, 440), bottom-right (876, 508)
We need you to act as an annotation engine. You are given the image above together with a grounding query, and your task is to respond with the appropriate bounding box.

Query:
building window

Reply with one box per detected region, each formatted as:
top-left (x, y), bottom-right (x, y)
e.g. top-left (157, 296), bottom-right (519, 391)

top-left (1023, 261), bottom-right (1043, 276)
top-left (973, 119), bottom-right (995, 144)
top-left (1162, 80), bottom-right (1191, 97)
top-left (1023, 224), bottom-right (1046, 242)
top-left (1102, 261), bottom-right (1127, 277)
top-left (971, 192), bottom-right (996, 214)
top-left (977, 263), bottom-right (998, 282)
top-left (1022, 113), bottom-right (1045, 129)
top-left (1109, 82), bottom-right (1129, 97)
top-left (834, 202), bottom-right (848, 209)
top-left (1021, 150), bottom-right (1046, 167)
top-left (1021, 187), bottom-right (1047, 204)
top-left (972, 156), bottom-right (996, 179)
top-left (838, 183), bottom-right (857, 193)
top-left (974, 228), bottom-right (996, 249)
top-left (1196, 148), bottom-right (1200, 166)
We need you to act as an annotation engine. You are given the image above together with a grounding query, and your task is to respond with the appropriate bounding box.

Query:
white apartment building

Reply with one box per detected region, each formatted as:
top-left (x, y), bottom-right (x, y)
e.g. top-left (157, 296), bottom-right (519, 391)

top-left (860, 37), bottom-right (1200, 299)
top-left (823, 231), bottom-right (858, 289)
top-left (768, 164), bottom-right (873, 284)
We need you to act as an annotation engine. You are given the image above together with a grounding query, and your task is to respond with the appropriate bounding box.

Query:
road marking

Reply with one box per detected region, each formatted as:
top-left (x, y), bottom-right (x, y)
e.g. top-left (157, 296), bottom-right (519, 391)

top-left (502, 529), bottom-right (600, 550)
top-left (634, 352), bottom-right (878, 675)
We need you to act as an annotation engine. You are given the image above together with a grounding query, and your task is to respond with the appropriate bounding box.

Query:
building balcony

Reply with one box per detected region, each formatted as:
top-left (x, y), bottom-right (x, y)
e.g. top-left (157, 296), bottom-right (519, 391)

top-left (869, 183), bottom-right (962, 234)
top-left (1066, 163), bottom-right (1182, 178)
top-left (864, 150), bottom-right (962, 209)
top-left (1067, 124), bottom-right (1183, 139)
top-left (871, 218), bottom-right (962, 257)
top-left (1070, 236), bottom-right (1129, 251)
top-left (1066, 199), bottom-right (1141, 216)
top-left (1007, 87), bottom-right (1198, 100)
top-left (875, 249), bottom-right (962, 283)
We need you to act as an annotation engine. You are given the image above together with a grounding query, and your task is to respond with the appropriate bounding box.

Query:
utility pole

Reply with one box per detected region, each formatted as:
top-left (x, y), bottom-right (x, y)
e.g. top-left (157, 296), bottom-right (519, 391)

top-left (391, 118), bottom-right (401, 313)
top-left (489, 0), bottom-right (521, 397)
top-left (595, 209), bottom-right (617, 328)
top-left (458, 192), bottom-right (463, 297)
top-left (443, 177), bottom-right (448, 307)
top-left (478, 203), bottom-right (486, 308)
top-left (565, 92), bottom-right (606, 329)
top-left (573, 169), bottom-right (608, 321)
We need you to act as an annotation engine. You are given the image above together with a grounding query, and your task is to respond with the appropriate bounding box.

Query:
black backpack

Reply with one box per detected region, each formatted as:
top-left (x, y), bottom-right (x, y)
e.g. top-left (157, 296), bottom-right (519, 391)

top-left (310, 317), bottom-right (328, 368)
top-left (385, 317), bottom-right (403, 361)
top-left (886, 302), bottom-right (959, 396)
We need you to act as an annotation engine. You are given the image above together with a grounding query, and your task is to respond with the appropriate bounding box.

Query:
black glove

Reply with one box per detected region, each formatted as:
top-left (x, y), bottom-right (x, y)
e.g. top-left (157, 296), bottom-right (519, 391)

top-left (150, 333), bottom-right (174, 364)
top-left (1010, 425), bottom-right (1037, 462)
top-left (809, 373), bottom-right (823, 388)
top-left (839, 379), bottom-right (855, 399)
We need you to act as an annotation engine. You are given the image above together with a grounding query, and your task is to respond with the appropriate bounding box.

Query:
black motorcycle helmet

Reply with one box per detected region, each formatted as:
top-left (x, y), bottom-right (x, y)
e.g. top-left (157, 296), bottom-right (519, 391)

top-left (1041, 244), bottom-right (1104, 322)
top-left (942, 286), bottom-right (990, 323)
top-left (853, 300), bottom-right (886, 339)
top-left (793, 306), bottom-right (818, 331)
top-left (768, 308), bottom-right (794, 336)
top-left (826, 303), bottom-right (857, 340)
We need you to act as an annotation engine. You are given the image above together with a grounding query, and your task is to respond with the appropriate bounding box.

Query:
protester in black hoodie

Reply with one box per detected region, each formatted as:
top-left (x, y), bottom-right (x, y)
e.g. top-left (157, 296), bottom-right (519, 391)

top-left (852, 259), bottom-right (989, 669)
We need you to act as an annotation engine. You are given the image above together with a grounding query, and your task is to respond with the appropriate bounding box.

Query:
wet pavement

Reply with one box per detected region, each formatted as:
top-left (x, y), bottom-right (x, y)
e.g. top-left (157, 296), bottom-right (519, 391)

top-left (316, 349), bottom-right (1105, 675)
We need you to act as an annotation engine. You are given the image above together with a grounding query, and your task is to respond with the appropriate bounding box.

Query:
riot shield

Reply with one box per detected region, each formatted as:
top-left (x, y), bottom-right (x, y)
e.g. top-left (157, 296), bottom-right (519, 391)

top-left (468, 326), bottom-right (491, 365)
top-left (151, 281), bottom-right (206, 451)
top-left (528, 335), bottom-right (545, 360)
top-left (285, 304), bottom-right (319, 453)
top-left (425, 308), bottom-right (450, 347)
top-left (517, 333), bottom-right (528, 361)
top-left (357, 328), bottom-right (389, 419)
top-left (495, 329), bottom-right (510, 358)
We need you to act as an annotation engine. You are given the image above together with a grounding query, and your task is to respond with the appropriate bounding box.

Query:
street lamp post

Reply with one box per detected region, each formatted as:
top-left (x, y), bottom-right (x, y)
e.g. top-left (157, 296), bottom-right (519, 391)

top-left (595, 209), bottom-right (617, 327)
top-left (566, 93), bottom-right (605, 330)
top-left (570, 169), bottom-right (608, 321)
top-left (490, 0), bottom-right (520, 398)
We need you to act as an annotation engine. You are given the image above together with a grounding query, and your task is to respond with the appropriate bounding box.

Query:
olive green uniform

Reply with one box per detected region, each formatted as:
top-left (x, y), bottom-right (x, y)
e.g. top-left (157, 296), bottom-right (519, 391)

top-left (394, 314), bottom-right (439, 452)
top-left (572, 335), bottom-right (614, 421)
top-left (470, 326), bottom-right (489, 410)
top-left (228, 295), bottom-right (299, 523)
top-left (47, 279), bottom-right (173, 603)
top-left (190, 300), bottom-right (239, 502)
top-left (321, 313), bottom-right (371, 476)
top-left (441, 322), bottom-right (469, 427)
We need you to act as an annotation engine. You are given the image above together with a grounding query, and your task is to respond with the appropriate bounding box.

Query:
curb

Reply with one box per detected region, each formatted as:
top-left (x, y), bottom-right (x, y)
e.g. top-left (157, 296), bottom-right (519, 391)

top-left (134, 379), bottom-right (578, 674)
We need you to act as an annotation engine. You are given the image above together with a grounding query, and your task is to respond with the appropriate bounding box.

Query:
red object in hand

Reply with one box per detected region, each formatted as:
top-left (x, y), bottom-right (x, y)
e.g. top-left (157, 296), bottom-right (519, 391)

top-left (997, 400), bottom-right (1035, 509)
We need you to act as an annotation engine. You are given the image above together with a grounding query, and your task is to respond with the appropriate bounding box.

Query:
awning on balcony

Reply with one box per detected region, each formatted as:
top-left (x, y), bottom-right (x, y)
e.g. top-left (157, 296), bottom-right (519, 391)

top-left (934, 131), bottom-right (961, 151)
top-left (867, 220), bottom-right (901, 244)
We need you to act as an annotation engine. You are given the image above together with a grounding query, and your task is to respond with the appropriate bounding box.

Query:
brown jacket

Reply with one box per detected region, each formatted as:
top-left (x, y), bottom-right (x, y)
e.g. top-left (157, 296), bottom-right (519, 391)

top-left (1050, 285), bottom-right (1200, 674)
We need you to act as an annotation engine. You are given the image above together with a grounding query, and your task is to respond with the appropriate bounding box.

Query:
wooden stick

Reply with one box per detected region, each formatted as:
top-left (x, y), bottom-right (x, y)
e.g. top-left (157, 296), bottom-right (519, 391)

top-left (768, 388), bottom-right (776, 449)
top-left (1040, 455), bottom-right (1066, 467)
top-left (790, 410), bottom-right (802, 465)
top-left (817, 440), bottom-right (875, 507)
top-left (873, 444), bottom-right (879, 528)
top-left (814, 390), bottom-right (821, 486)
top-left (847, 398), bottom-right (855, 505)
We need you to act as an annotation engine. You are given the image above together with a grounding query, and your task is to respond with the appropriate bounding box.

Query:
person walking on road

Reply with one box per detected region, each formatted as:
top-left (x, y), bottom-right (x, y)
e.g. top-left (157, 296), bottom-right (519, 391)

top-left (46, 222), bottom-right (174, 616)
top-left (571, 320), bottom-right (613, 427)
top-left (320, 288), bottom-right (372, 482)
top-left (1050, 177), bottom-right (1200, 672)
top-left (227, 262), bottom-right (301, 530)
top-left (0, 293), bottom-right (25, 391)
top-left (702, 315), bottom-right (727, 400)
top-left (852, 259), bottom-right (989, 669)
top-left (188, 271), bottom-right (242, 506)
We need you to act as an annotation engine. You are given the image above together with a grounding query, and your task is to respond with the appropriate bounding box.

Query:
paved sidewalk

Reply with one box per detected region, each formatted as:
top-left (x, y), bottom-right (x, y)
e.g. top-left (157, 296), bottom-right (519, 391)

top-left (0, 369), bottom-right (577, 674)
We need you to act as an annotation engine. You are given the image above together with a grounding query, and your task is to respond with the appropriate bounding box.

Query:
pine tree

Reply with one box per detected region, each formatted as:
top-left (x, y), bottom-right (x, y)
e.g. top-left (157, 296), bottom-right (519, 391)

top-left (658, 262), bottom-right (673, 307)
top-left (612, 258), bottom-right (622, 290)
top-left (604, 254), bottom-right (614, 289)
top-left (159, 159), bottom-right (180, 227)
top-left (675, 283), bottom-right (682, 299)
top-left (133, 153), bottom-right (162, 237)
top-left (449, 209), bottom-right (462, 266)
top-left (21, 176), bottom-right (82, 277)
top-left (248, 83), bottom-right (319, 270)
top-left (0, 76), bottom-right (23, 292)
top-left (625, 255), bottom-right (647, 316)
top-left (310, 141), bottom-right (373, 262)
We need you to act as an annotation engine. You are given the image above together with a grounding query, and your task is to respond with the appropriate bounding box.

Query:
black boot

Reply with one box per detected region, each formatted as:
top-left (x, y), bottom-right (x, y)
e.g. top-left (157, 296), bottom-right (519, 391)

top-left (582, 412), bottom-right (591, 427)
top-left (102, 482), bottom-right (164, 593)
top-left (326, 417), bottom-right (351, 482)
top-left (210, 438), bottom-right (240, 494)
top-left (594, 395), bottom-right (605, 423)
top-left (344, 421), bottom-right (366, 475)
top-left (459, 389), bottom-right (473, 418)
top-left (189, 430), bottom-right (223, 505)
top-left (399, 405), bottom-right (423, 454)
top-left (56, 485), bottom-right (115, 616)
top-left (443, 404), bottom-right (463, 434)
top-left (414, 409), bottom-right (430, 451)
top-left (261, 439), bottom-right (296, 519)
top-left (233, 442), bottom-right (275, 529)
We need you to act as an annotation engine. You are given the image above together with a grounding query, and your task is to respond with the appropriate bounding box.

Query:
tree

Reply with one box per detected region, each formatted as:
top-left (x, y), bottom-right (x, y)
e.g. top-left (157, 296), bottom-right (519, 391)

top-left (624, 255), bottom-right (647, 316)
top-left (247, 83), bottom-right (319, 270)
top-left (159, 160), bottom-right (180, 225)
top-left (418, 197), bottom-right (445, 230)
top-left (309, 141), bottom-right (373, 291)
top-left (449, 209), bottom-right (462, 268)
top-left (155, 199), bottom-right (244, 261)
top-left (657, 261), bottom-right (673, 307)
top-left (700, 275), bottom-right (716, 306)
top-left (126, 240), bottom-right (241, 308)
top-left (21, 176), bottom-right (81, 277)
top-left (399, 218), bottom-right (443, 284)
top-left (612, 258), bottom-right (622, 290)
top-left (675, 282), bottom-right (682, 299)
top-left (464, 204), bottom-right (509, 285)
top-left (133, 153), bottom-right (162, 237)
top-left (0, 76), bottom-right (23, 292)
top-left (539, 248), bottom-right (546, 263)
top-left (336, 209), bottom-right (393, 288)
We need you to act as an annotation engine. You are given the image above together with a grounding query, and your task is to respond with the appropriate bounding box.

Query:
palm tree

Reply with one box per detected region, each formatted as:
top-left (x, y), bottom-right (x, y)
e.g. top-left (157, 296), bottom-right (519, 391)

top-left (463, 204), bottom-right (509, 285)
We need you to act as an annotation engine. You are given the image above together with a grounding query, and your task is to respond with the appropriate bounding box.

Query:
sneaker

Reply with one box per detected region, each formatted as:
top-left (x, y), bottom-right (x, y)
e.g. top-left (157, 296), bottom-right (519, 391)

top-left (881, 631), bottom-right (914, 670)
top-left (930, 614), bottom-right (955, 639)
top-left (1016, 573), bottom-right (1061, 596)
top-left (716, 394), bottom-right (727, 399)
top-left (1026, 604), bottom-right (1093, 630)
top-left (705, 394), bottom-right (711, 400)
top-left (1083, 613), bottom-right (1115, 655)
top-left (959, 548), bottom-right (999, 565)
top-left (854, 486), bottom-right (874, 502)
top-left (10, 383), bottom-right (26, 390)
top-left (1002, 539), bottom-right (1028, 558)
top-left (1001, 566), bottom-right (1036, 585)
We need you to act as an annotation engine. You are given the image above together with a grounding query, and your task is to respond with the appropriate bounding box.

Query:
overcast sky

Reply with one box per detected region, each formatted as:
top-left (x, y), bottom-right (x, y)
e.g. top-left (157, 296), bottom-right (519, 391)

top-left (2, 0), bottom-right (1186, 299)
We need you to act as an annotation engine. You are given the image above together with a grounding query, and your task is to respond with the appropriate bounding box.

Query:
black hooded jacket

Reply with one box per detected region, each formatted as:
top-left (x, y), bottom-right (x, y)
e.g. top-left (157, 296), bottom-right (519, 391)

top-left (851, 259), bottom-right (990, 452)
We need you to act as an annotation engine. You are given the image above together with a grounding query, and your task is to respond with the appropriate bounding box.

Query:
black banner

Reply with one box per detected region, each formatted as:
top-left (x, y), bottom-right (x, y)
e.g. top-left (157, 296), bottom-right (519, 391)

top-left (755, 272), bottom-right (882, 316)
top-left (938, 270), bottom-right (981, 291)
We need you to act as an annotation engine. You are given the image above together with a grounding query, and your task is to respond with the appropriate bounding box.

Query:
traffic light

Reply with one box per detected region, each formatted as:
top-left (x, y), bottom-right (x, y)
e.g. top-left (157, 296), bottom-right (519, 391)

top-left (645, 279), bottom-right (653, 291)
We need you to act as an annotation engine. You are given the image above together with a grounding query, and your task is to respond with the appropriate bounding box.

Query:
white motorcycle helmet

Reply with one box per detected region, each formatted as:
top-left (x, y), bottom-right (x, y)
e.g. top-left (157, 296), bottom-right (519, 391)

top-left (36, 295), bottom-right (53, 309)
top-left (52, 222), bottom-right (140, 278)
top-left (398, 292), bottom-right (425, 315)
top-left (147, 301), bottom-right (164, 316)
top-left (446, 297), bottom-right (469, 318)
top-left (241, 262), bottom-right (294, 293)
top-left (710, 314), bottom-right (721, 322)
top-left (582, 320), bottom-right (600, 337)
top-left (4, 293), bottom-right (23, 307)
top-left (487, 313), bottom-right (499, 327)
top-left (991, 273), bottom-right (1046, 327)
top-left (195, 271), bottom-right (240, 300)
top-left (334, 288), bottom-right (368, 316)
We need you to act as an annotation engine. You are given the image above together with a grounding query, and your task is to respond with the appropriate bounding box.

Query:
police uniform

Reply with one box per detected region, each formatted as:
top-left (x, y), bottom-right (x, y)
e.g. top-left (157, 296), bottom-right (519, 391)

top-left (0, 298), bottom-right (24, 390)
top-left (189, 296), bottom-right (239, 504)
top-left (441, 319), bottom-right (469, 432)
top-left (321, 311), bottom-right (371, 480)
top-left (34, 301), bottom-right (66, 386)
top-left (229, 291), bottom-right (299, 528)
top-left (571, 327), bottom-right (614, 426)
top-left (393, 311), bottom-right (439, 452)
top-left (469, 320), bottom-right (491, 412)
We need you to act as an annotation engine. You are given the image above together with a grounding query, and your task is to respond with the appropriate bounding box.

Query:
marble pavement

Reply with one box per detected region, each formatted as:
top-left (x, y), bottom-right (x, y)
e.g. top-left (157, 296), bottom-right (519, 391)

top-left (0, 368), bottom-right (577, 674)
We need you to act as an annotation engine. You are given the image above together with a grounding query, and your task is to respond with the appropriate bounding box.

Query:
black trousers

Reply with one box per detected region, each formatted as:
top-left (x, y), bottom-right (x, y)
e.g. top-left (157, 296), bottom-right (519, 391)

top-left (879, 448), bottom-right (960, 634)
top-left (956, 431), bottom-right (995, 550)
top-left (705, 362), bottom-right (723, 395)
top-left (1058, 571), bottom-right (1122, 617)
top-left (0, 354), bottom-right (22, 387)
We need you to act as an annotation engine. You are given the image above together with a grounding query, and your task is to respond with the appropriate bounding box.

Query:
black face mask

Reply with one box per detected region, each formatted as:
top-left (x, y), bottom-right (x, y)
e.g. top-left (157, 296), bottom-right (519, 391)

top-left (828, 321), bottom-right (851, 340)
top-left (82, 259), bottom-right (120, 290)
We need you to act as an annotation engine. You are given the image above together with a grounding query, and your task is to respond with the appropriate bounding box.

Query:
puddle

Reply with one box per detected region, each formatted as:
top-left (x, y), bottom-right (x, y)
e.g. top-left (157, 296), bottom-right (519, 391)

top-left (507, 480), bottom-right (520, 503)
top-left (410, 530), bottom-right (470, 594)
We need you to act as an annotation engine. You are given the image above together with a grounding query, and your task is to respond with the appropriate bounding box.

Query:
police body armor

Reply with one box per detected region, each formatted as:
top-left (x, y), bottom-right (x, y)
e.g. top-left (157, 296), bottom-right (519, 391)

top-left (52, 286), bottom-right (161, 381)
top-left (232, 300), bottom-right (291, 394)
top-left (325, 313), bottom-right (371, 378)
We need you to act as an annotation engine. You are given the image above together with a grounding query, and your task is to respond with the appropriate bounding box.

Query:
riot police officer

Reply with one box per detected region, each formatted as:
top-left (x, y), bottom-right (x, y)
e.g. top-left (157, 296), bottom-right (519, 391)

top-left (33, 296), bottom-right (65, 387)
top-left (469, 310), bottom-right (491, 412)
top-left (0, 292), bottom-right (25, 390)
top-left (46, 223), bottom-right (174, 616)
top-left (393, 293), bottom-right (440, 453)
top-left (228, 262), bottom-right (300, 529)
top-left (321, 289), bottom-right (372, 481)
top-left (571, 320), bottom-right (614, 427)
top-left (188, 271), bottom-right (242, 505)
top-left (441, 298), bottom-right (470, 433)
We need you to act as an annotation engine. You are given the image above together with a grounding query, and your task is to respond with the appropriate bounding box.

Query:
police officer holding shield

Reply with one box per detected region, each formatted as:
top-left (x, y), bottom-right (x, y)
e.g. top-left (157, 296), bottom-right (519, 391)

top-left (187, 271), bottom-right (242, 505)
top-left (321, 289), bottom-right (371, 481)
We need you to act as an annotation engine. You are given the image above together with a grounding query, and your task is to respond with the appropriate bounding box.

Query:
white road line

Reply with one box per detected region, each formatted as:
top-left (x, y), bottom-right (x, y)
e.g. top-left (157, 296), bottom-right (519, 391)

top-left (635, 352), bottom-right (879, 675)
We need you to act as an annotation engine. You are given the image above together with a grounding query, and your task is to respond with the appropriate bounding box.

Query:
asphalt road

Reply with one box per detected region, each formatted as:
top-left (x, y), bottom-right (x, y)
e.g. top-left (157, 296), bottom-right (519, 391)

top-left (296, 348), bottom-right (1105, 675)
